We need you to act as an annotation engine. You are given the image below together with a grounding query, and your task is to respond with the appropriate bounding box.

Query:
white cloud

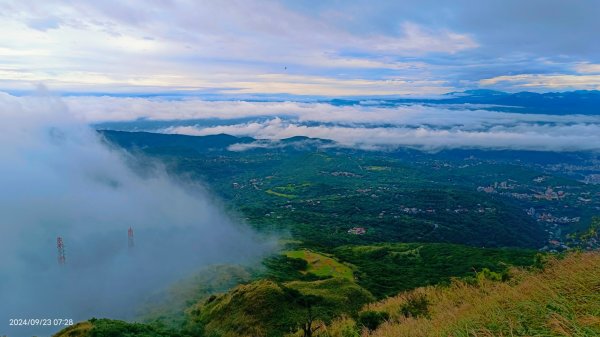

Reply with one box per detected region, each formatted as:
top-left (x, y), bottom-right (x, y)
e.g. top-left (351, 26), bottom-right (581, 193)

top-left (574, 63), bottom-right (600, 74)
top-left (371, 22), bottom-right (478, 55)
top-left (63, 95), bottom-right (600, 125)
top-left (165, 118), bottom-right (600, 152)
top-left (61, 94), bottom-right (600, 153)
top-left (74, 94), bottom-right (596, 152)
top-left (0, 91), bottom-right (272, 334)
top-left (2, 0), bottom-right (600, 95)
top-left (480, 73), bottom-right (600, 90)
top-left (0, 1), bottom-right (474, 95)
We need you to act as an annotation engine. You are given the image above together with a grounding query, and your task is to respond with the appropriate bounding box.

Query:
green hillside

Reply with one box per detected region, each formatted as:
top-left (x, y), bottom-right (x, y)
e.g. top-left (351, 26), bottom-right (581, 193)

top-left (100, 131), bottom-right (573, 249)
top-left (54, 252), bottom-right (600, 337)
top-left (54, 242), bottom-right (545, 337)
top-left (185, 278), bottom-right (374, 337)
top-left (352, 252), bottom-right (600, 337)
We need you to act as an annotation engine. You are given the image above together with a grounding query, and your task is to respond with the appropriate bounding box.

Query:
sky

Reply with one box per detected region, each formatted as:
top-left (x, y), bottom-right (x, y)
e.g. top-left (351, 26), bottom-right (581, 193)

top-left (2, 0), bottom-right (600, 96)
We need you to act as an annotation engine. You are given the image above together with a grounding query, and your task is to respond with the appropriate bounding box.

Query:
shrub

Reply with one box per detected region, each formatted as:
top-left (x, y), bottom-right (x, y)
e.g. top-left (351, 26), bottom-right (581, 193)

top-left (399, 293), bottom-right (429, 318)
top-left (475, 267), bottom-right (504, 283)
top-left (358, 311), bottom-right (390, 331)
top-left (533, 252), bottom-right (550, 270)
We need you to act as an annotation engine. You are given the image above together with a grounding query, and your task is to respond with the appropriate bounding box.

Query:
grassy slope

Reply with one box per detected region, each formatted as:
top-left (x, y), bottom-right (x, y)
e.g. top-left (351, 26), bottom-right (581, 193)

top-left (54, 319), bottom-right (184, 337)
top-left (354, 252), bottom-right (600, 337)
top-left (139, 265), bottom-right (255, 328)
top-left (192, 278), bottom-right (374, 337)
top-left (55, 252), bottom-right (600, 337)
top-left (54, 321), bottom-right (92, 337)
top-left (285, 250), bottom-right (354, 281)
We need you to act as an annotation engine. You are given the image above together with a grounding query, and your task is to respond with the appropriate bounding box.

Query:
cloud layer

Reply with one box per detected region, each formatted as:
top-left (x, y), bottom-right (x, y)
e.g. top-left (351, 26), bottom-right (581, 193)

top-left (2, 1), bottom-right (600, 94)
top-left (57, 94), bottom-right (600, 152)
top-left (166, 117), bottom-right (600, 152)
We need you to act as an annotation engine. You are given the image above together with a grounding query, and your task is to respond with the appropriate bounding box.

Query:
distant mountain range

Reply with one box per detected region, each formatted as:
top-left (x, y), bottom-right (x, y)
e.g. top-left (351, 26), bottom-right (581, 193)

top-left (99, 130), bottom-right (333, 155)
top-left (67, 89), bottom-right (600, 117)
top-left (325, 89), bottom-right (600, 115)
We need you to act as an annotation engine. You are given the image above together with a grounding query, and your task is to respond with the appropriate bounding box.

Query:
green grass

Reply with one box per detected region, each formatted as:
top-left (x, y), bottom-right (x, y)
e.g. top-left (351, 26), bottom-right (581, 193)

top-left (285, 249), bottom-right (354, 281)
top-left (365, 166), bottom-right (391, 171)
top-left (273, 183), bottom-right (312, 192)
top-left (265, 189), bottom-right (297, 198)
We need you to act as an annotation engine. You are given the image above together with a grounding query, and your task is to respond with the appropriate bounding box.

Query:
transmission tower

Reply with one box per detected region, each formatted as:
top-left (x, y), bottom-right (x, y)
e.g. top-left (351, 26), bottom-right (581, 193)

top-left (57, 236), bottom-right (66, 265)
top-left (128, 227), bottom-right (134, 249)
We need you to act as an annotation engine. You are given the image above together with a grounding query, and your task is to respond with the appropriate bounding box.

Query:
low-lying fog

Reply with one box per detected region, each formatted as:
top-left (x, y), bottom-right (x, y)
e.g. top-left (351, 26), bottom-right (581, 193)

top-left (0, 91), bottom-right (274, 335)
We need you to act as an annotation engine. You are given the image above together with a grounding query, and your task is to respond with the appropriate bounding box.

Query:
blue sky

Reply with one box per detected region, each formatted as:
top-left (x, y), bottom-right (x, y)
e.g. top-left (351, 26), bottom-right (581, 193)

top-left (1, 0), bottom-right (600, 96)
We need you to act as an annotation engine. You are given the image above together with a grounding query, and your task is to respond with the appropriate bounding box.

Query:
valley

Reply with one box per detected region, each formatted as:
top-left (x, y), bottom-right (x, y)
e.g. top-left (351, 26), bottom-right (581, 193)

top-left (52, 130), bottom-right (599, 337)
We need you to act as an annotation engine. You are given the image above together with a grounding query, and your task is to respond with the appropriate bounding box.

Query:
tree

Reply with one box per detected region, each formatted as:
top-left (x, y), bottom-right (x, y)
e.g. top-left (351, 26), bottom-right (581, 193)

top-left (283, 286), bottom-right (325, 337)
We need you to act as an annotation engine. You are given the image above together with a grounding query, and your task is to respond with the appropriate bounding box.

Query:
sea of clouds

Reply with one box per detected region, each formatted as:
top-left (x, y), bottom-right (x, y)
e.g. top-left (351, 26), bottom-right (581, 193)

top-left (65, 95), bottom-right (600, 152)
